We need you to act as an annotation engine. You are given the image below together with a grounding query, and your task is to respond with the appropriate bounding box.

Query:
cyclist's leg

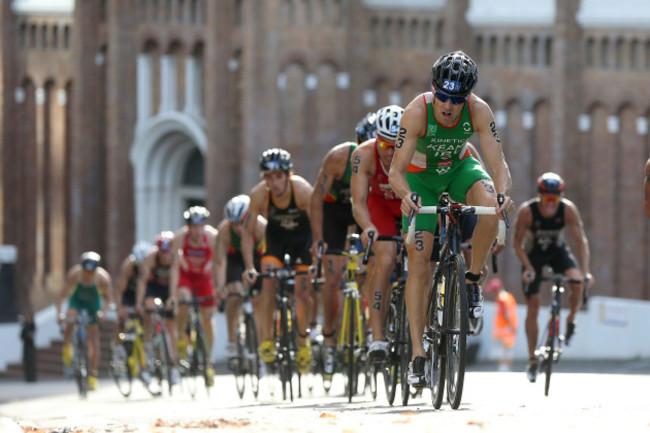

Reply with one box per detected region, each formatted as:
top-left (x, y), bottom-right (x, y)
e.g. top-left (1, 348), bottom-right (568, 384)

top-left (194, 275), bottom-right (217, 358)
top-left (258, 255), bottom-right (281, 361)
top-left (321, 253), bottom-right (346, 347)
top-left (368, 241), bottom-right (397, 344)
top-left (88, 322), bottom-right (101, 377)
top-left (551, 247), bottom-right (581, 333)
top-left (176, 285), bottom-right (192, 357)
top-left (226, 282), bottom-right (244, 344)
top-left (293, 267), bottom-right (313, 347)
top-left (404, 231), bottom-right (435, 360)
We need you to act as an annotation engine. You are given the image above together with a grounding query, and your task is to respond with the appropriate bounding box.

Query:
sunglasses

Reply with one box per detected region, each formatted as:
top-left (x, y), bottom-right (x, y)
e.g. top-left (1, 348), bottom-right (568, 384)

top-left (540, 194), bottom-right (561, 203)
top-left (434, 90), bottom-right (467, 105)
top-left (377, 139), bottom-right (395, 149)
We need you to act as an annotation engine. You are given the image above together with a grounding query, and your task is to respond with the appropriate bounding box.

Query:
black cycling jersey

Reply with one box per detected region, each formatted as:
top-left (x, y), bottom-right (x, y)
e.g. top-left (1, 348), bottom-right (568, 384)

top-left (529, 200), bottom-right (566, 253)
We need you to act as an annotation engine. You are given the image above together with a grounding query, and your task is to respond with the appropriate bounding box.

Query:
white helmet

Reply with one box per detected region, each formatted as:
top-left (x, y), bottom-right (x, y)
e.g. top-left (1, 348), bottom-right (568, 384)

top-left (375, 105), bottom-right (404, 141)
top-left (224, 194), bottom-right (250, 223)
top-left (132, 240), bottom-right (152, 265)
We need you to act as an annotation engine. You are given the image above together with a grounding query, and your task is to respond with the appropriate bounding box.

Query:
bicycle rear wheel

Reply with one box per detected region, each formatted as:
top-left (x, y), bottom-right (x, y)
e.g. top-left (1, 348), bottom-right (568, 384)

top-left (445, 254), bottom-right (467, 409)
top-left (428, 272), bottom-right (445, 409)
top-left (109, 340), bottom-right (133, 398)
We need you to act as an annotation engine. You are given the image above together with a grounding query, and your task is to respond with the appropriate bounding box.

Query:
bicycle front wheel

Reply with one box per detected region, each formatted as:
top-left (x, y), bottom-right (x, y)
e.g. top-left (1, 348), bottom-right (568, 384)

top-left (383, 300), bottom-right (397, 405)
top-left (74, 336), bottom-right (89, 399)
top-left (109, 340), bottom-right (133, 398)
top-left (234, 320), bottom-right (247, 399)
top-left (428, 272), bottom-right (445, 409)
top-left (245, 314), bottom-right (261, 399)
top-left (445, 254), bottom-right (467, 409)
top-left (544, 310), bottom-right (558, 396)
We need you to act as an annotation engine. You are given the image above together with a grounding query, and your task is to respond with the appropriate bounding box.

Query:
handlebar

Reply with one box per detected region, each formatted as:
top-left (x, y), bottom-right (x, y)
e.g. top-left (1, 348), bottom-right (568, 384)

top-left (406, 203), bottom-right (502, 245)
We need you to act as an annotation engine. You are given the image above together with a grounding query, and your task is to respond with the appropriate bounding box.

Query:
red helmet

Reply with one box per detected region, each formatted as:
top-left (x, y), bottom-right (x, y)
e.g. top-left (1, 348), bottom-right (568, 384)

top-left (537, 172), bottom-right (565, 194)
top-left (156, 231), bottom-right (174, 251)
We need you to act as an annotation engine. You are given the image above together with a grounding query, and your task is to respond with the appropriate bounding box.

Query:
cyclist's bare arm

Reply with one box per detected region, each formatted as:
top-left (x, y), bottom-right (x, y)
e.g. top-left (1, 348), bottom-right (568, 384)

top-left (310, 145), bottom-right (348, 254)
top-left (96, 267), bottom-right (114, 318)
top-left (57, 266), bottom-right (80, 322)
top-left (215, 218), bottom-right (230, 293)
top-left (136, 249), bottom-right (155, 308)
top-left (389, 94), bottom-right (427, 214)
top-left (242, 181), bottom-right (267, 282)
top-left (469, 96), bottom-right (512, 212)
top-left (289, 175), bottom-right (314, 212)
top-left (512, 204), bottom-right (535, 283)
top-left (563, 199), bottom-right (593, 283)
top-left (115, 257), bottom-right (134, 311)
top-left (168, 231), bottom-right (185, 302)
top-left (350, 143), bottom-right (378, 245)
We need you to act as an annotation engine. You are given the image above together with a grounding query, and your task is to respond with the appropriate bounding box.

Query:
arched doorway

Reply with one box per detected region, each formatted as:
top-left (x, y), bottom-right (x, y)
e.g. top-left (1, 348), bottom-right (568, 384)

top-left (130, 112), bottom-right (207, 242)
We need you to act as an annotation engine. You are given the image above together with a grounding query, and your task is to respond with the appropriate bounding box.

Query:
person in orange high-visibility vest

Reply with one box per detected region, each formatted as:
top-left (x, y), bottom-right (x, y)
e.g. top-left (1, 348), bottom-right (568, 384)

top-left (486, 278), bottom-right (518, 371)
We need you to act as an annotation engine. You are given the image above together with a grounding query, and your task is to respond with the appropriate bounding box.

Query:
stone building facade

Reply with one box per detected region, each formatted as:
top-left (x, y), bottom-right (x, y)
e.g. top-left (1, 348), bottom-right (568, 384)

top-left (1, 0), bottom-right (649, 315)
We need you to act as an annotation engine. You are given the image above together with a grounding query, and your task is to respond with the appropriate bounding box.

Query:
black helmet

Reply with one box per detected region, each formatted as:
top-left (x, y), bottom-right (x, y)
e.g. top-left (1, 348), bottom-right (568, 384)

top-left (537, 172), bottom-right (565, 194)
top-left (80, 251), bottom-right (101, 271)
top-left (355, 112), bottom-right (377, 144)
top-left (183, 206), bottom-right (210, 224)
top-left (260, 148), bottom-right (292, 173)
top-left (431, 50), bottom-right (478, 98)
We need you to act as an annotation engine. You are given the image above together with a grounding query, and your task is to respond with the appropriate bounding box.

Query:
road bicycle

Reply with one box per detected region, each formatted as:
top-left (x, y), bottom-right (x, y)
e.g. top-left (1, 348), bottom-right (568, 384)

top-left (178, 295), bottom-right (214, 398)
top-left (363, 232), bottom-right (412, 406)
top-left (146, 298), bottom-right (176, 396)
top-left (407, 192), bottom-right (504, 410)
top-left (256, 255), bottom-right (310, 402)
top-left (320, 234), bottom-right (372, 402)
top-left (228, 288), bottom-right (261, 400)
top-left (531, 274), bottom-right (586, 396)
top-left (109, 309), bottom-right (162, 397)
top-left (63, 310), bottom-right (91, 399)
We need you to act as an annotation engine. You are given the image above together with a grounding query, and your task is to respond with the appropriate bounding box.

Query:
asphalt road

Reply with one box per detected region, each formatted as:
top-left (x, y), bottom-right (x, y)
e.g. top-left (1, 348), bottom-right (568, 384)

top-left (1, 360), bottom-right (649, 433)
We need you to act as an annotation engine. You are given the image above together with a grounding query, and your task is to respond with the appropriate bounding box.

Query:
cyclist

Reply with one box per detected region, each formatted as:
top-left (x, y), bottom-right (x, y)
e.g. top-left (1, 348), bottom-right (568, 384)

top-left (242, 148), bottom-right (315, 375)
top-left (215, 194), bottom-right (266, 365)
top-left (56, 251), bottom-right (113, 391)
top-left (136, 230), bottom-right (181, 385)
top-left (115, 240), bottom-right (153, 382)
top-left (644, 158), bottom-right (650, 219)
top-left (350, 104), bottom-right (404, 361)
top-left (309, 112), bottom-right (377, 375)
top-left (169, 206), bottom-right (219, 385)
top-left (512, 172), bottom-right (593, 382)
top-left (389, 50), bottom-right (513, 387)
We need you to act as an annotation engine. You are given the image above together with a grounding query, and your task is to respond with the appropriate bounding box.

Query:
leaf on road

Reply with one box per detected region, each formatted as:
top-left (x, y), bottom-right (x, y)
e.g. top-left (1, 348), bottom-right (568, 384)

top-left (319, 413), bottom-right (337, 419)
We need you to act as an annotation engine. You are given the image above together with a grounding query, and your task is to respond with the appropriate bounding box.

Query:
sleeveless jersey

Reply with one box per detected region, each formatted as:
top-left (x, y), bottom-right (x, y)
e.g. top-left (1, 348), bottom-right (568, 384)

top-left (72, 279), bottom-right (99, 303)
top-left (182, 232), bottom-right (213, 274)
top-left (148, 254), bottom-right (171, 285)
top-left (325, 142), bottom-right (357, 205)
top-left (228, 226), bottom-right (264, 256)
top-left (267, 182), bottom-right (311, 239)
top-left (369, 142), bottom-right (400, 202)
top-left (124, 263), bottom-right (138, 297)
top-left (529, 200), bottom-right (566, 252)
top-left (408, 92), bottom-right (473, 173)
